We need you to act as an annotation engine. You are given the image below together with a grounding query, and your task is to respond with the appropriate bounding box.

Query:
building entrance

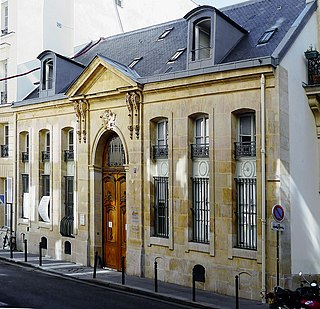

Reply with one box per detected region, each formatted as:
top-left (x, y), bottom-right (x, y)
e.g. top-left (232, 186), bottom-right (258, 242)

top-left (102, 135), bottom-right (126, 270)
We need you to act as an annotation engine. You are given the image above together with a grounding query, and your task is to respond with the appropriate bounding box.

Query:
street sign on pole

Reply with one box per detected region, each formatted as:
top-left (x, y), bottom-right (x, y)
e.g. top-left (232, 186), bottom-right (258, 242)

top-left (271, 221), bottom-right (285, 232)
top-left (272, 204), bottom-right (284, 222)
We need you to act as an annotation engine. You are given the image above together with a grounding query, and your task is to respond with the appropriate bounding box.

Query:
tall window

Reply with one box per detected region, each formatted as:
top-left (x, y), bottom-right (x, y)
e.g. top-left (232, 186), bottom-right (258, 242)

top-left (192, 18), bottom-right (211, 61)
top-left (235, 114), bottom-right (256, 159)
top-left (153, 120), bottom-right (168, 159)
top-left (191, 115), bottom-right (210, 243)
top-left (152, 119), bottom-right (169, 237)
top-left (234, 112), bottom-right (257, 250)
top-left (39, 130), bottom-right (50, 222)
top-left (235, 178), bottom-right (256, 249)
top-left (1, 2), bottom-right (8, 35)
top-left (21, 174), bottom-right (29, 218)
top-left (1, 124), bottom-right (8, 157)
top-left (0, 60), bottom-right (7, 104)
top-left (64, 129), bottom-right (74, 161)
top-left (42, 131), bottom-right (50, 161)
top-left (22, 133), bottom-right (29, 162)
top-left (153, 176), bottom-right (168, 238)
top-left (4, 177), bottom-right (12, 228)
top-left (61, 128), bottom-right (75, 237)
top-left (42, 59), bottom-right (53, 90)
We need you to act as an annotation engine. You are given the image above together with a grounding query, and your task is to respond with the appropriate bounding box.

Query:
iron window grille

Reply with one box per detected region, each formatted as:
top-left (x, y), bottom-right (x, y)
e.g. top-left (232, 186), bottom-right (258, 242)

top-left (42, 150), bottom-right (50, 162)
top-left (191, 143), bottom-right (209, 158)
top-left (1, 144), bottom-right (8, 157)
top-left (235, 178), bottom-right (257, 250)
top-left (191, 177), bottom-right (210, 243)
top-left (153, 144), bottom-right (168, 159)
top-left (22, 151), bottom-right (29, 162)
top-left (153, 176), bottom-right (169, 238)
top-left (42, 174), bottom-right (50, 197)
top-left (60, 176), bottom-right (74, 237)
top-left (234, 141), bottom-right (256, 159)
top-left (108, 136), bottom-right (125, 167)
top-left (64, 150), bottom-right (74, 162)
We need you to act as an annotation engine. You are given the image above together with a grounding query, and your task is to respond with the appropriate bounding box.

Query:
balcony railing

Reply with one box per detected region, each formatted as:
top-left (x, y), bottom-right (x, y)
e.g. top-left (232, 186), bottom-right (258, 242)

top-left (191, 144), bottom-right (209, 159)
top-left (22, 151), bottom-right (29, 162)
top-left (1, 144), bottom-right (8, 157)
top-left (42, 151), bottom-right (50, 162)
top-left (234, 141), bottom-right (256, 160)
top-left (64, 150), bottom-right (74, 162)
top-left (153, 145), bottom-right (168, 159)
top-left (305, 49), bottom-right (320, 85)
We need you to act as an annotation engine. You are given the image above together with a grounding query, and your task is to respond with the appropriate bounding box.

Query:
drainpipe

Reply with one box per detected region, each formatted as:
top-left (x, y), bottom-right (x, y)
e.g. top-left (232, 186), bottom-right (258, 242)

top-left (260, 74), bottom-right (266, 302)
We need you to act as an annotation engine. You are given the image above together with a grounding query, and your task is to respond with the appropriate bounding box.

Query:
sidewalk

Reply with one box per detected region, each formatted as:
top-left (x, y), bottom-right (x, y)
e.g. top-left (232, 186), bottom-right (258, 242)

top-left (0, 249), bottom-right (269, 309)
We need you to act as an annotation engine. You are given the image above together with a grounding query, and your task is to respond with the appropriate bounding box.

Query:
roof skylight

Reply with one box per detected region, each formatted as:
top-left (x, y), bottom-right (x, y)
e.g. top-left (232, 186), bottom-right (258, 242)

top-left (167, 48), bottom-right (185, 63)
top-left (158, 27), bottom-right (174, 41)
top-left (257, 28), bottom-right (277, 45)
top-left (128, 57), bottom-right (142, 68)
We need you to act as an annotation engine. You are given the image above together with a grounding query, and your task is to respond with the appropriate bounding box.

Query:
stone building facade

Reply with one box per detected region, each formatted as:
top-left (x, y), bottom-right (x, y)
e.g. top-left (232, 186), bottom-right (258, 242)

top-left (0, 0), bottom-right (319, 302)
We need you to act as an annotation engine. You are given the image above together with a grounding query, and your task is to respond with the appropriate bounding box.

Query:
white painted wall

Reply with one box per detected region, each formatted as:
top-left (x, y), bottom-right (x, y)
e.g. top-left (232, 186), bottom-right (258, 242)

top-left (73, 0), bottom-right (196, 48)
top-left (280, 11), bottom-right (320, 274)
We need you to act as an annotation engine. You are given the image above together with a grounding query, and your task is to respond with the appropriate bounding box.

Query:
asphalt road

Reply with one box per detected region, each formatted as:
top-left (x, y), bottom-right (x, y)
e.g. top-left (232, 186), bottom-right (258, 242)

top-left (0, 260), bottom-right (190, 309)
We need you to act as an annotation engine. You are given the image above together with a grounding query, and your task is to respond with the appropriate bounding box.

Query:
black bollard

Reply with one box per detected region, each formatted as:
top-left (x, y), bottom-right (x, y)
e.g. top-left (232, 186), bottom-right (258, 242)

top-left (9, 236), bottom-right (13, 259)
top-left (154, 260), bottom-right (158, 292)
top-left (93, 251), bottom-right (98, 279)
top-left (192, 272), bottom-right (196, 302)
top-left (121, 256), bottom-right (125, 285)
top-left (24, 239), bottom-right (27, 262)
top-left (39, 242), bottom-right (42, 266)
top-left (235, 275), bottom-right (239, 309)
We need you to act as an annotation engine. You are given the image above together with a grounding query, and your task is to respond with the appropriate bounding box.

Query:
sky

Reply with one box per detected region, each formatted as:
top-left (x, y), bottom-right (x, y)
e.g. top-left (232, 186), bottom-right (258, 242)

top-left (194, 0), bottom-right (247, 8)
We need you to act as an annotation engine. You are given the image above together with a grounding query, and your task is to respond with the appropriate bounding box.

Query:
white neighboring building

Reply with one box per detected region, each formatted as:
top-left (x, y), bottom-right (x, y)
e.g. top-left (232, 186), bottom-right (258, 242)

top-left (0, 0), bottom-right (197, 103)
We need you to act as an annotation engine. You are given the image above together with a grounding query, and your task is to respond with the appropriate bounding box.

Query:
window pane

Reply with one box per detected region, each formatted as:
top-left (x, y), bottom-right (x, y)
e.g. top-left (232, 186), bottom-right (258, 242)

top-left (240, 116), bottom-right (251, 135)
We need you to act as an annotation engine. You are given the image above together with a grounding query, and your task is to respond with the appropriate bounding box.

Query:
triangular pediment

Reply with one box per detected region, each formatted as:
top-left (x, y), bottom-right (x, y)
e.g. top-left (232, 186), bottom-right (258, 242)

top-left (66, 55), bottom-right (141, 98)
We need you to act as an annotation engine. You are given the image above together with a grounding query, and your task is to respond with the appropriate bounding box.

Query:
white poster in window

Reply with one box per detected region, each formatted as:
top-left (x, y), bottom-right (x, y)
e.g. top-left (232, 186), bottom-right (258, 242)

top-left (38, 196), bottom-right (50, 222)
top-left (23, 193), bottom-right (29, 219)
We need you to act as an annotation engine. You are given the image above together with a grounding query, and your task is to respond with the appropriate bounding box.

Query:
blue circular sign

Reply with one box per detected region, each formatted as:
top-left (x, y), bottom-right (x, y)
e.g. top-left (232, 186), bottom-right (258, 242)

top-left (272, 204), bottom-right (284, 222)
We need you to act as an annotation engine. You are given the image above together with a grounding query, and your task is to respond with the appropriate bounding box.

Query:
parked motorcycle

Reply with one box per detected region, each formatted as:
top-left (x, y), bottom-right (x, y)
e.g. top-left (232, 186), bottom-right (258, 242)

top-left (267, 272), bottom-right (320, 308)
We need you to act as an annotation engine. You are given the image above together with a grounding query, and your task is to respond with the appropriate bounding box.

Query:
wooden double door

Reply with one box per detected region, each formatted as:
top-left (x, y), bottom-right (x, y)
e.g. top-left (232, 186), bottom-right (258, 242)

top-left (103, 172), bottom-right (126, 270)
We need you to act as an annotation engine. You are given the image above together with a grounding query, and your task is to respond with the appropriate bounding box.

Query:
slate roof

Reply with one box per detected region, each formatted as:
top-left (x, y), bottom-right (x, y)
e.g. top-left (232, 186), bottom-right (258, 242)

top-left (75, 0), bottom-right (311, 78)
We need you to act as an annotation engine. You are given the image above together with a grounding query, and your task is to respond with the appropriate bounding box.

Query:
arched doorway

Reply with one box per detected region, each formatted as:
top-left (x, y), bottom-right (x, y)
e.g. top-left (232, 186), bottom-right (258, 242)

top-left (102, 134), bottom-right (126, 270)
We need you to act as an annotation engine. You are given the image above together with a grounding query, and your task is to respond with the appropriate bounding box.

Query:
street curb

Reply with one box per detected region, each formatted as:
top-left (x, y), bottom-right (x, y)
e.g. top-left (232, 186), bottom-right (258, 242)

top-left (0, 255), bottom-right (217, 309)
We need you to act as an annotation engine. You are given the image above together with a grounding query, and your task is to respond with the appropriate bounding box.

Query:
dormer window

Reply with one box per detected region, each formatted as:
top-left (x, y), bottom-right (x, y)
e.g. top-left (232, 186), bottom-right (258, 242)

top-left (42, 59), bottom-right (53, 90)
top-left (192, 18), bottom-right (211, 61)
top-left (184, 6), bottom-right (247, 68)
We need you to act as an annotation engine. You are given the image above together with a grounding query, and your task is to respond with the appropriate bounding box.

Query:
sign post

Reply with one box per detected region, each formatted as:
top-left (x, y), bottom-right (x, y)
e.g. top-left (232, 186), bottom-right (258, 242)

top-left (272, 204), bottom-right (284, 286)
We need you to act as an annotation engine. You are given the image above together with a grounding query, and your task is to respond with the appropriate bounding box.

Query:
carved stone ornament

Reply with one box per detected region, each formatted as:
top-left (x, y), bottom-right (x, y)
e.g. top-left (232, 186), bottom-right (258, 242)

top-left (74, 99), bottom-right (88, 143)
top-left (125, 90), bottom-right (142, 139)
top-left (101, 110), bottom-right (116, 130)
